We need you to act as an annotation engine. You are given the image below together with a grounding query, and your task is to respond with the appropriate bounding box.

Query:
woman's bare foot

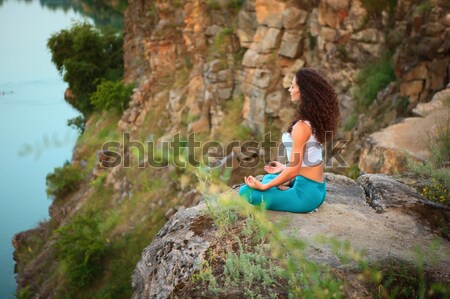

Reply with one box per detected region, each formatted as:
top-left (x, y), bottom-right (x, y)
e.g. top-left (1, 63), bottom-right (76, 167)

top-left (277, 185), bottom-right (290, 191)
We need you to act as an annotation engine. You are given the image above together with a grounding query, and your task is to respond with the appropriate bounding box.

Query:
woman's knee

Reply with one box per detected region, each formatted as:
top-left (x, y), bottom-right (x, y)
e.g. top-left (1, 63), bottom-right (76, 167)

top-left (262, 173), bottom-right (278, 183)
top-left (239, 184), bottom-right (248, 196)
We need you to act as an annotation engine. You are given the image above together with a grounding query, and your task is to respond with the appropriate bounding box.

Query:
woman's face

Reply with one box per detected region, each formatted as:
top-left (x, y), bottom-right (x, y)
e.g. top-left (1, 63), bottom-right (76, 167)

top-left (288, 76), bottom-right (301, 103)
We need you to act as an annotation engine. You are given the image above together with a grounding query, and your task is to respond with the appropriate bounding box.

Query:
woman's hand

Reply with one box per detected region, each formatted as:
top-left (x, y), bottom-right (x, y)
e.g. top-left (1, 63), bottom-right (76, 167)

top-left (244, 176), bottom-right (268, 191)
top-left (264, 161), bottom-right (286, 174)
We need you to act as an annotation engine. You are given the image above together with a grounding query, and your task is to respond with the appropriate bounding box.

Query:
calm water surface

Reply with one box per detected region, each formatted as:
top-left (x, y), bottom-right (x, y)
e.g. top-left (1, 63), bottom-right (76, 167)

top-left (0, 0), bottom-right (121, 297)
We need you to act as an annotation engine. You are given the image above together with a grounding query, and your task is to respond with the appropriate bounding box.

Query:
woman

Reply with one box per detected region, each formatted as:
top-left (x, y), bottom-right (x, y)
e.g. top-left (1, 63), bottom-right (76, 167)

top-left (239, 68), bottom-right (340, 213)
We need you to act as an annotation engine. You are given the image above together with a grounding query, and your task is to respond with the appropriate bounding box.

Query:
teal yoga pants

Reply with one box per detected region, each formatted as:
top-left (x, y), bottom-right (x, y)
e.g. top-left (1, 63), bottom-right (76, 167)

top-left (239, 173), bottom-right (326, 213)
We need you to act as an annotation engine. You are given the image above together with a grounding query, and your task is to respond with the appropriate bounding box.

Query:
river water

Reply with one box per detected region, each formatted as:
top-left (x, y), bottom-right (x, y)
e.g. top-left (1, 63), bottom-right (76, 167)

top-left (0, 0), bottom-right (122, 297)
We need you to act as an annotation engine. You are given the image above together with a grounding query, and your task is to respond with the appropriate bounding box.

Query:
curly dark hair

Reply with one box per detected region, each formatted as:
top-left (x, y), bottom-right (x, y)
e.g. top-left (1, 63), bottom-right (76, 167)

top-left (286, 68), bottom-right (340, 144)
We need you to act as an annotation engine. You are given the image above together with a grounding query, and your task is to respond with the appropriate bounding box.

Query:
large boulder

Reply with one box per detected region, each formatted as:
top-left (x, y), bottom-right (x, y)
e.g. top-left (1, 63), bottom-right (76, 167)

top-left (131, 173), bottom-right (450, 298)
top-left (359, 88), bottom-right (450, 174)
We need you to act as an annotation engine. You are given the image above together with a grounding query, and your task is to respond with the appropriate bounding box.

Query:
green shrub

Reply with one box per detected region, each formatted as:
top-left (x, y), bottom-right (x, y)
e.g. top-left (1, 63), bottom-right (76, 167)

top-left (46, 161), bottom-right (84, 199)
top-left (207, 0), bottom-right (243, 10)
top-left (67, 115), bottom-right (85, 134)
top-left (90, 80), bottom-right (134, 113)
top-left (90, 173), bottom-right (107, 190)
top-left (344, 113), bottom-right (358, 131)
top-left (16, 285), bottom-right (32, 299)
top-left (361, 0), bottom-right (397, 20)
top-left (308, 32), bottom-right (317, 51)
top-left (223, 240), bottom-right (285, 297)
top-left (354, 51), bottom-right (396, 109)
top-left (47, 22), bottom-right (124, 115)
top-left (54, 212), bottom-right (108, 289)
top-left (404, 114), bottom-right (450, 205)
top-left (413, 1), bottom-right (433, 16)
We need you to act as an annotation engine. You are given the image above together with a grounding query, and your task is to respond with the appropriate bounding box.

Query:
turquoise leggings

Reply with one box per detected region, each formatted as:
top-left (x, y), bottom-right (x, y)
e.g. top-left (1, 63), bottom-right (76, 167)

top-left (239, 173), bottom-right (326, 213)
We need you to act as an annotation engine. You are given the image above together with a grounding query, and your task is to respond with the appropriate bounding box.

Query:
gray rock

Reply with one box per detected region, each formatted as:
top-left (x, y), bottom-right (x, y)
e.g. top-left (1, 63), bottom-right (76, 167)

top-left (357, 174), bottom-right (425, 212)
top-left (131, 203), bottom-right (215, 299)
top-left (351, 28), bottom-right (384, 43)
top-left (324, 173), bottom-right (367, 206)
top-left (252, 69), bottom-right (271, 89)
top-left (258, 27), bottom-right (282, 53)
top-left (205, 25), bottom-right (222, 37)
top-left (321, 27), bottom-right (338, 42)
top-left (242, 48), bottom-right (273, 67)
top-left (282, 7), bottom-right (308, 29)
top-left (132, 173), bottom-right (450, 298)
top-left (412, 88), bottom-right (450, 117)
top-left (265, 90), bottom-right (284, 114)
top-left (217, 87), bottom-right (232, 100)
top-left (279, 31), bottom-right (304, 58)
top-left (238, 10), bottom-right (257, 31)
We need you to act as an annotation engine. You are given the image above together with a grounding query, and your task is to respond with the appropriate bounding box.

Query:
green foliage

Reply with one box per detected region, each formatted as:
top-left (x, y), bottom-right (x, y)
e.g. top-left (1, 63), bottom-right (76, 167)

top-left (223, 241), bottom-right (284, 297)
top-left (336, 44), bottom-right (349, 60)
top-left (47, 22), bottom-right (124, 115)
top-left (46, 161), bottom-right (84, 199)
top-left (354, 51), bottom-right (396, 109)
top-left (90, 79), bottom-right (134, 114)
top-left (54, 212), bottom-right (108, 289)
top-left (90, 173), bottom-right (107, 191)
top-left (393, 95), bottom-right (409, 110)
top-left (15, 286), bottom-right (32, 299)
top-left (207, 0), bottom-right (244, 10)
top-left (413, 1), bottom-right (433, 16)
top-left (67, 115), bottom-right (85, 134)
top-left (367, 243), bottom-right (449, 299)
top-left (308, 32), bottom-right (317, 51)
top-left (344, 163), bottom-right (361, 180)
top-left (419, 179), bottom-right (449, 206)
top-left (343, 113), bottom-right (358, 131)
top-left (206, 0), bottom-right (220, 10)
top-left (233, 47), bottom-right (246, 67)
top-left (361, 0), bottom-right (397, 16)
top-left (404, 114), bottom-right (450, 205)
top-left (207, 27), bottom-right (235, 66)
top-left (191, 259), bottom-right (221, 296)
top-left (219, 94), bottom-right (252, 142)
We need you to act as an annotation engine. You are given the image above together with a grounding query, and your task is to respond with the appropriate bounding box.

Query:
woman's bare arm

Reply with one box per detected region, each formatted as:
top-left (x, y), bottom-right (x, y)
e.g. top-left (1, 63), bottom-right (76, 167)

top-left (262, 122), bottom-right (311, 190)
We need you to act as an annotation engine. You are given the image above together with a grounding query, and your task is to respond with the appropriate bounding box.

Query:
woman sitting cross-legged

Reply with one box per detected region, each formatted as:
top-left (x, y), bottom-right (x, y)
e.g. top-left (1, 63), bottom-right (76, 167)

top-left (239, 68), bottom-right (340, 213)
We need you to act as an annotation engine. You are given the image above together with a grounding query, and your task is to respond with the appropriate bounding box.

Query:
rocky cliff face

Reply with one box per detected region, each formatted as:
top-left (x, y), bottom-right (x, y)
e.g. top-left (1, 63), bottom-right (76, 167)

top-left (120, 0), bottom-right (449, 173)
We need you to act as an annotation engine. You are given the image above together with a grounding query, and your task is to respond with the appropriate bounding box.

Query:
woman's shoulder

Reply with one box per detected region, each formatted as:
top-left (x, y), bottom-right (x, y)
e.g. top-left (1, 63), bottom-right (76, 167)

top-left (291, 120), bottom-right (312, 139)
top-left (292, 120), bottom-right (312, 132)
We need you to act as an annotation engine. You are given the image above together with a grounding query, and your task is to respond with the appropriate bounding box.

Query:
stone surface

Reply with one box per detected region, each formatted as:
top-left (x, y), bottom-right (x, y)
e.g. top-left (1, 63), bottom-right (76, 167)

top-left (351, 28), bottom-right (384, 43)
top-left (279, 30), bottom-right (303, 58)
top-left (242, 48), bottom-right (273, 67)
top-left (403, 62), bottom-right (428, 81)
top-left (344, 0), bottom-right (366, 31)
top-left (358, 106), bottom-right (449, 174)
top-left (265, 90), bottom-right (284, 114)
top-left (357, 174), bottom-right (441, 213)
top-left (255, 0), bottom-right (285, 28)
top-left (321, 27), bottom-right (338, 41)
top-left (400, 80), bottom-right (424, 96)
top-left (131, 203), bottom-right (215, 299)
top-left (413, 88), bottom-right (450, 117)
top-left (318, 1), bottom-right (340, 29)
top-left (282, 7), bottom-right (308, 29)
top-left (282, 59), bottom-right (305, 88)
top-left (257, 27), bottom-right (282, 53)
top-left (132, 173), bottom-right (450, 298)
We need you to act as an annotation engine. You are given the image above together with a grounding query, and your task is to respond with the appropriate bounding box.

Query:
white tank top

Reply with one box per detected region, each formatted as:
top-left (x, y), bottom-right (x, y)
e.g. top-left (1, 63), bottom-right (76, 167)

top-left (282, 120), bottom-right (323, 167)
